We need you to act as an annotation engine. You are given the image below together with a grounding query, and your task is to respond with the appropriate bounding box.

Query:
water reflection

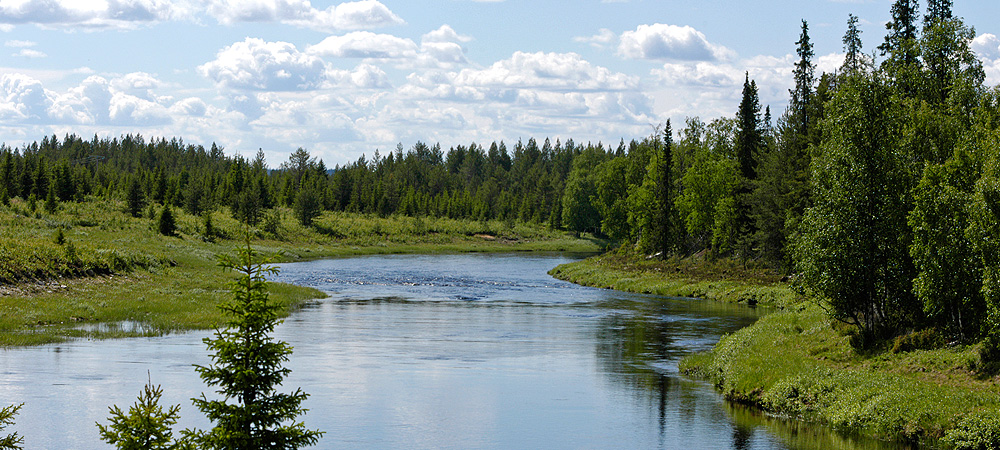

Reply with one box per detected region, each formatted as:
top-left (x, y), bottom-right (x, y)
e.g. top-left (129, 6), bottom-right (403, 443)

top-left (0, 253), bottom-right (918, 449)
top-left (592, 294), bottom-right (917, 450)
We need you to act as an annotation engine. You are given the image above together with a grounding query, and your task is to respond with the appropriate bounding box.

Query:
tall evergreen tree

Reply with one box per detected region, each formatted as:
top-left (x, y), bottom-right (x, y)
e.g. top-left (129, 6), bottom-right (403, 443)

top-left (841, 14), bottom-right (865, 76)
top-left (187, 241), bottom-right (322, 450)
top-left (879, 0), bottom-right (922, 95)
top-left (736, 73), bottom-right (763, 182)
top-left (791, 20), bottom-right (815, 133)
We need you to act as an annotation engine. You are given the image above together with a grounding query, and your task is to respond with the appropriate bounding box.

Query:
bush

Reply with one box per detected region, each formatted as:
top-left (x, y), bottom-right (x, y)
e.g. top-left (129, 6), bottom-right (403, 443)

top-left (943, 411), bottom-right (1000, 450)
top-left (890, 328), bottom-right (944, 353)
top-left (158, 205), bottom-right (177, 237)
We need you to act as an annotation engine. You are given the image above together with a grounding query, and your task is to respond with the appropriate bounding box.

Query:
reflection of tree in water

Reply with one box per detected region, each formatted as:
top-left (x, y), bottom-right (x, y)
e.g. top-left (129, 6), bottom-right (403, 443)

top-left (593, 298), bottom-right (914, 450)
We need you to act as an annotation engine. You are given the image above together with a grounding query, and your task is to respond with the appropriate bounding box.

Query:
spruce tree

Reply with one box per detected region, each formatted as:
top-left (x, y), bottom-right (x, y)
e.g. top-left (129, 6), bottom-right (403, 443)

top-left (44, 183), bottom-right (58, 214)
top-left (97, 376), bottom-right (189, 450)
top-left (126, 177), bottom-right (146, 218)
top-left (158, 204), bottom-right (177, 237)
top-left (879, 0), bottom-right (922, 95)
top-left (0, 403), bottom-right (22, 450)
top-left (841, 14), bottom-right (865, 76)
top-left (186, 241), bottom-right (322, 450)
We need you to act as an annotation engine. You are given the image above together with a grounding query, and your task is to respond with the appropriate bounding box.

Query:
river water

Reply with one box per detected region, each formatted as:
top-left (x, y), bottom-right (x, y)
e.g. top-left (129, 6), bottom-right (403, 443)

top-left (0, 253), bottom-right (910, 449)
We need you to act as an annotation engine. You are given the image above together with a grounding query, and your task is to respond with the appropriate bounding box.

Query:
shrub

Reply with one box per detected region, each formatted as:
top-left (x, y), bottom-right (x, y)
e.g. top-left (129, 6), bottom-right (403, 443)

top-left (890, 328), bottom-right (944, 353)
top-left (158, 205), bottom-right (177, 237)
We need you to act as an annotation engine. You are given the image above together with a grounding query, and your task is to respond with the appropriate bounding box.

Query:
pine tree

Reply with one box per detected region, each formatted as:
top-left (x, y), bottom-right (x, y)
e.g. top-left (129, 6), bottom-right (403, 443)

top-left (186, 241), bottom-right (323, 450)
top-left (879, 0), bottom-right (922, 95)
top-left (97, 376), bottom-right (189, 450)
top-left (158, 204), bottom-right (177, 236)
top-left (44, 183), bottom-right (58, 214)
top-left (841, 14), bottom-right (865, 76)
top-left (0, 403), bottom-right (22, 450)
top-left (791, 20), bottom-right (815, 132)
top-left (126, 177), bottom-right (146, 218)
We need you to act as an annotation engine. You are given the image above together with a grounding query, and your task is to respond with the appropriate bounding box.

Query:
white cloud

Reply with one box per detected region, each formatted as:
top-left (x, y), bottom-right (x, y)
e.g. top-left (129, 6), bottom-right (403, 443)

top-left (422, 24), bottom-right (472, 44)
top-left (574, 28), bottom-right (617, 49)
top-left (619, 23), bottom-right (734, 62)
top-left (973, 33), bottom-right (1000, 85)
top-left (4, 40), bottom-right (35, 47)
top-left (973, 33), bottom-right (1000, 60)
top-left (455, 51), bottom-right (637, 92)
top-left (0, 0), bottom-right (189, 29)
top-left (0, 73), bottom-right (52, 122)
top-left (308, 31), bottom-right (418, 59)
top-left (13, 48), bottom-right (45, 58)
top-left (206, 0), bottom-right (402, 31)
top-left (200, 38), bottom-right (328, 91)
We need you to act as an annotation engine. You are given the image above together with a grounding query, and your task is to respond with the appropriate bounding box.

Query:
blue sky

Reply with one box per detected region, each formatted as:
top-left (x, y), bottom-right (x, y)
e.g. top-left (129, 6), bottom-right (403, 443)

top-left (1, 0), bottom-right (999, 166)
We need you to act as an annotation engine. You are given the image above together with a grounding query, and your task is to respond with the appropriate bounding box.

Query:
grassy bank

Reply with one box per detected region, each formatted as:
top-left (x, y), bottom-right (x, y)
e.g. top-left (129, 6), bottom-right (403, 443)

top-left (0, 197), bottom-right (603, 346)
top-left (548, 252), bottom-right (800, 308)
top-left (551, 252), bottom-right (1000, 448)
top-left (680, 305), bottom-right (1000, 448)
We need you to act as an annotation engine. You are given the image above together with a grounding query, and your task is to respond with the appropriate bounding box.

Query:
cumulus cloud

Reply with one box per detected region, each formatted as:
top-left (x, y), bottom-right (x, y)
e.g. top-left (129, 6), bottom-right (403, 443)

top-left (455, 51), bottom-right (637, 92)
top-left (206, 0), bottom-right (402, 31)
top-left (4, 39), bottom-right (35, 47)
top-left (200, 38), bottom-right (328, 90)
top-left (422, 24), bottom-right (472, 44)
top-left (973, 33), bottom-right (1000, 59)
top-left (0, 0), bottom-right (188, 29)
top-left (973, 33), bottom-right (1000, 85)
top-left (0, 74), bottom-right (52, 122)
top-left (619, 23), bottom-right (734, 62)
top-left (308, 31), bottom-right (418, 59)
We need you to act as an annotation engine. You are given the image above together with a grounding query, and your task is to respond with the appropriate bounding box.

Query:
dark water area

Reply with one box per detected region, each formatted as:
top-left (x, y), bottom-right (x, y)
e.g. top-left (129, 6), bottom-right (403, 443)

top-left (1, 253), bottom-right (913, 449)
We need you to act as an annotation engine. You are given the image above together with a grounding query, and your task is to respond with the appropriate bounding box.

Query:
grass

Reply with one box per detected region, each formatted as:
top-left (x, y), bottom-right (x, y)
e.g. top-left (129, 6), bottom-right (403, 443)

top-left (552, 250), bottom-right (1000, 448)
top-left (0, 197), bottom-right (604, 346)
top-left (679, 305), bottom-right (1000, 448)
top-left (548, 251), bottom-right (800, 308)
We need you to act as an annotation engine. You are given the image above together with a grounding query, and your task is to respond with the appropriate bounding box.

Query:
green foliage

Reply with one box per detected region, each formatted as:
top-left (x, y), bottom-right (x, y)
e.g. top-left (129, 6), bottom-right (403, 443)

top-left (793, 74), bottom-right (917, 344)
top-left (187, 241), bottom-right (322, 450)
top-left (943, 411), bottom-right (1000, 450)
top-left (97, 377), bottom-right (190, 450)
top-left (889, 328), bottom-right (944, 353)
top-left (0, 403), bottom-right (23, 450)
top-left (158, 204), bottom-right (177, 237)
top-left (675, 145), bottom-right (738, 251)
top-left (44, 183), bottom-right (57, 214)
top-left (293, 186), bottom-right (321, 227)
top-left (125, 177), bottom-right (146, 218)
top-left (908, 149), bottom-right (983, 339)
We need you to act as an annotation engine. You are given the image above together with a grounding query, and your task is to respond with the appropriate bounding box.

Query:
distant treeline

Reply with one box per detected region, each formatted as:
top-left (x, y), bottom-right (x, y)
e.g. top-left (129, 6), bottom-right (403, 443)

top-left (3, 0), bottom-right (1000, 351)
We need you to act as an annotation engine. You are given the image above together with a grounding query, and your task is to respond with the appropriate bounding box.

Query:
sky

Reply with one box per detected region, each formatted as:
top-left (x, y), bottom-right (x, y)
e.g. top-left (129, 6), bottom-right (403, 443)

top-left (1, 0), bottom-right (1000, 167)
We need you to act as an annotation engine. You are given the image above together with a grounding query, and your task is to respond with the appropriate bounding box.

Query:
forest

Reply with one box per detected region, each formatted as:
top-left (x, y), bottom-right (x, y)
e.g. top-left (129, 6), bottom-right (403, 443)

top-left (1, 0), bottom-right (998, 356)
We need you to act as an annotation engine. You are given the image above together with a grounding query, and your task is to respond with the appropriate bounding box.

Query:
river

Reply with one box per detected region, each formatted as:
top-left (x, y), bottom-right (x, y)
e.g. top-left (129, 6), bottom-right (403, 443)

top-left (0, 253), bottom-right (911, 449)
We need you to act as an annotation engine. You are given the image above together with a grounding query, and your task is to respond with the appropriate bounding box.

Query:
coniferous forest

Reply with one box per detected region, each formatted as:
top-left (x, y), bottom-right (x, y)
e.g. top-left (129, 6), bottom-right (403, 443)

top-left (0, 0), bottom-right (998, 354)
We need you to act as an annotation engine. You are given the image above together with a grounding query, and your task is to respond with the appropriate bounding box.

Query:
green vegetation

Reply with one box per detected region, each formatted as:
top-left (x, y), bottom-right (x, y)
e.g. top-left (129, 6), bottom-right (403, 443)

top-left (0, 403), bottom-right (22, 450)
top-left (97, 378), bottom-right (188, 450)
top-left (187, 241), bottom-right (322, 449)
top-left (549, 252), bottom-right (798, 308)
top-left (0, 197), bottom-right (600, 346)
top-left (679, 304), bottom-right (1000, 448)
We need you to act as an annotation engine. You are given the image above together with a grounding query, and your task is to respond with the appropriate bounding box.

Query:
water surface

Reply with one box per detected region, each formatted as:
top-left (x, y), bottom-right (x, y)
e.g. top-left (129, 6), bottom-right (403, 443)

top-left (1, 253), bottom-right (911, 449)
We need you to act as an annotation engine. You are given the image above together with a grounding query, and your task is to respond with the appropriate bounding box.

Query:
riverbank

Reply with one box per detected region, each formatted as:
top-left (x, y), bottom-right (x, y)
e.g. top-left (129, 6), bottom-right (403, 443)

top-left (550, 254), bottom-right (1000, 449)
top-left (0, 198), bottom-right (604, 346)
top-left (548, 252), bottom-right (799, 308)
